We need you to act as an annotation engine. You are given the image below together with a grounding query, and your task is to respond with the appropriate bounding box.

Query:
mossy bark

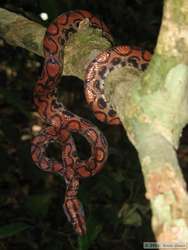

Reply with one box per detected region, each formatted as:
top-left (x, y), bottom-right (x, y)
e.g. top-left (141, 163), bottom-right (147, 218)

top-left (105, 0), bottom-right (188, 246)
top-left (0, 2), bottom-right (188, 246)
top-left (0, 8), bottom-right (111, 79)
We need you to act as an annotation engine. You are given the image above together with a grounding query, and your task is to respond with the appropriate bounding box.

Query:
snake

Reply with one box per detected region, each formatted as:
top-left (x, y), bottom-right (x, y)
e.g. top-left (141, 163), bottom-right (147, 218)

top-left (31, 10), bottom-right (151, 236)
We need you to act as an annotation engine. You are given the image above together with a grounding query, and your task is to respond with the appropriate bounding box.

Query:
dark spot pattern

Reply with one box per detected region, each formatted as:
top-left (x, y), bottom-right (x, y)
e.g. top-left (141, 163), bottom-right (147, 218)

top-left (141, 63), bottom-right (148, 70)
top-left (32, 10), bottom-right (151, 237)
top-left (95, 80), bottom-right (101, 90)
top-left (98, 97), bottom-right (107, 109)
top-left (108, 109), bottom-right (117, 117)
top-left (111, 57), bottom-right (121, 66)
top-left (99, 66), bottom-right (107, 79)
top-left (128, 56), bottom-right (139, 68)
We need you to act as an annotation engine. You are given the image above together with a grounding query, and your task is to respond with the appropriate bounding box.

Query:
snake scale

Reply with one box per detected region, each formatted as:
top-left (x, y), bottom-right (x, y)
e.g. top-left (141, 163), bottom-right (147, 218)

top-left (31, 10), bottom-right (151, 235)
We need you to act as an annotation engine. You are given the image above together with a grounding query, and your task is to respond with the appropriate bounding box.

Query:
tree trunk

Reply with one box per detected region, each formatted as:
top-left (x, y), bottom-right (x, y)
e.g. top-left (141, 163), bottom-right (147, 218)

top-left (0, 1), bottom-right (188, 248)
top-left (106, 0), bottom-right (188, 246)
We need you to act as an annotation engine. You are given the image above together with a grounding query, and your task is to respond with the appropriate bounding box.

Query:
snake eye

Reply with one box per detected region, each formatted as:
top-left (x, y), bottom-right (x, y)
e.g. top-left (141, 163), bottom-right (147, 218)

top-left (72, 20), bottom-right (81, 29)
top-left (75, 21), bottom-right (80, 28)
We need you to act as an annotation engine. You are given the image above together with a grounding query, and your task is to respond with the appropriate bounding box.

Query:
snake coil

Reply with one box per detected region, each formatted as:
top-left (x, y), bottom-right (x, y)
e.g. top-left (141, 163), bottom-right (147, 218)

top-left (31, 10), bottom-right (151, 235)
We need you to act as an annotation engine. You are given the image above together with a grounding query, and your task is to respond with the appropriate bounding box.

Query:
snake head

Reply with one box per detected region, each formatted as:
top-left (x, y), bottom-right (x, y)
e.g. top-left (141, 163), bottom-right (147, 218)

top-left (63, 198), bottom-right (86, 236)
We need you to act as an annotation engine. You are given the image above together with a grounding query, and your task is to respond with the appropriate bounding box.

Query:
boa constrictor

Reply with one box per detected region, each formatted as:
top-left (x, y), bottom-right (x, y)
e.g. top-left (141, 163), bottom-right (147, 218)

top-left (31, 10), bottom-right (151, 235)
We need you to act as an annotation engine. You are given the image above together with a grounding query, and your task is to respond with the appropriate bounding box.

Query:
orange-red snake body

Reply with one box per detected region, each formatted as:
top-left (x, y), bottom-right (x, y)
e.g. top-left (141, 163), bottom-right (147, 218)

top-left (31, 10), bottom-right (151, 235)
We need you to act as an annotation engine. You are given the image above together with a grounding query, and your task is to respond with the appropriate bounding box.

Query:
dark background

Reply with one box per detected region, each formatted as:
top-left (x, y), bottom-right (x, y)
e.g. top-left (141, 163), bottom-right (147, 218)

top-left (0, 1), bottom-right (186, 250)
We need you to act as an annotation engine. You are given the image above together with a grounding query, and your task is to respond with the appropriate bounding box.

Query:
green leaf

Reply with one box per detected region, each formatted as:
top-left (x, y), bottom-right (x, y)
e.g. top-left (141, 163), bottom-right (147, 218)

top-left (78, 216), bottom-right (102, 250)
top-left (124, 211), bottom-right (142, 226)
top-left (119, 203), bottom-right (143, 227)
top-left (0, 223), bottom-right (32, 239)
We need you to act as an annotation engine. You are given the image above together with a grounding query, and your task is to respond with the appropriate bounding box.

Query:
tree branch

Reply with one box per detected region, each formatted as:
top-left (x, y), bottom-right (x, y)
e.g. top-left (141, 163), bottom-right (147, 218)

top-left (0, 8), bottom-right (45, 56)
top-left (0, 8), bottom-right (112, 79)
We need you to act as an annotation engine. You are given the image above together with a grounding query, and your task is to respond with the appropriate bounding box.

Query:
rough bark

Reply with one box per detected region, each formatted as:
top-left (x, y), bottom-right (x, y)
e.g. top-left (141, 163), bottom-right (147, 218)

top-left (106, 0), bottom-right (188, 247)
top-left (1, 2), bottom-right (188, 248)
top-left (0, 8), bottom-right (112, 79)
